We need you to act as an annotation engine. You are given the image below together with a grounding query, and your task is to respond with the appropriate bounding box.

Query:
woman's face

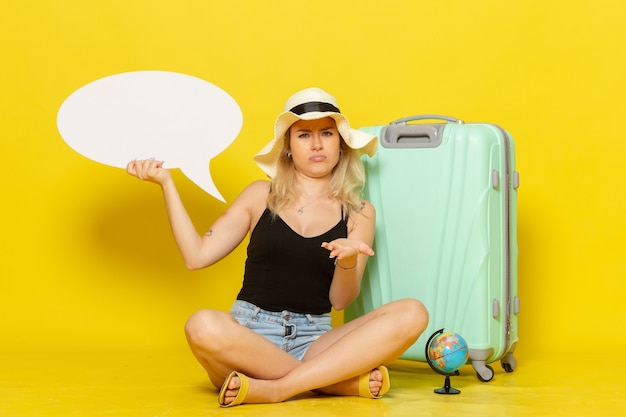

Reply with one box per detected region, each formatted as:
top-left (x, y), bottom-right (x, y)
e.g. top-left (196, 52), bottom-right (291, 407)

top-left (288, 117), bottom-right (341, 178)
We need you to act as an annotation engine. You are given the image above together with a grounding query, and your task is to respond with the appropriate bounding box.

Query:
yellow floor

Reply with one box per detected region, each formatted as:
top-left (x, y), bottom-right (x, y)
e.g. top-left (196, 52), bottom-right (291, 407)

top-left (1, 349), bottom-right (624, 417)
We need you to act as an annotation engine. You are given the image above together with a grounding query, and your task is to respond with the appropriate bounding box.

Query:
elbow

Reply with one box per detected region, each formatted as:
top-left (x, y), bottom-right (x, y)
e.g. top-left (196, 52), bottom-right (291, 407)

top-left (183, 258), bottom-right (210, 271)
top-left (330, 294), bottom-right (358, 311)
top-left (184, 262), bottom-right (201, 271)
top-left (332, 301), bottom-right (350, 311)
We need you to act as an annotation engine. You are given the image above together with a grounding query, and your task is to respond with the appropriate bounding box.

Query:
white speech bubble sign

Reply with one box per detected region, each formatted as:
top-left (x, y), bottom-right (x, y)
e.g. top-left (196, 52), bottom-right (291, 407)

top-left (57, 71), bottom-right (243, 202)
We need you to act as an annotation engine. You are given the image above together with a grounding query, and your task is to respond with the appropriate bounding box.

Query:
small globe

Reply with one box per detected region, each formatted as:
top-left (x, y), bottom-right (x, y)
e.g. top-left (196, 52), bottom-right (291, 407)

top-left (427, 331), bottom-right (469, 374)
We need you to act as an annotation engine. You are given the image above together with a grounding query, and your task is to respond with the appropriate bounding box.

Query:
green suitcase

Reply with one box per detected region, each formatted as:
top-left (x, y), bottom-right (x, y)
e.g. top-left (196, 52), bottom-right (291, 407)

top-left (345, 115), bottom-right (519, 382)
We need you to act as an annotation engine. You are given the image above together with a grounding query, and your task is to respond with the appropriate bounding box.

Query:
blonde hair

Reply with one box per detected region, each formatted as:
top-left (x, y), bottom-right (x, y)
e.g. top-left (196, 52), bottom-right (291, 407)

top-left (267, 133), bottom-right (366, 217)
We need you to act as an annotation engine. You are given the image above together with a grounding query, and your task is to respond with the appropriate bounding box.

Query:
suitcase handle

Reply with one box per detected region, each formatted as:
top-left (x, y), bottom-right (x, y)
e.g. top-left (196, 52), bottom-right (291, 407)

top-left (391, 114), bottom-right (464, 125)
top-left (382, 115), bottom-right (462, 148)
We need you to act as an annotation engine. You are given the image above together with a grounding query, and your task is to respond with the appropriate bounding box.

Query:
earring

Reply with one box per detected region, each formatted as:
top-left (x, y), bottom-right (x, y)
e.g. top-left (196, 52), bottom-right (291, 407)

top-left (287, 151), bottom-right (292, 159)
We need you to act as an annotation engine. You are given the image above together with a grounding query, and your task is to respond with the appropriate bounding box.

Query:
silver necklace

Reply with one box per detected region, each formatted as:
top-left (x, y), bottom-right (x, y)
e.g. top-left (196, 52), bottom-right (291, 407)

top-left (297, 192), bottom-right (328, 214)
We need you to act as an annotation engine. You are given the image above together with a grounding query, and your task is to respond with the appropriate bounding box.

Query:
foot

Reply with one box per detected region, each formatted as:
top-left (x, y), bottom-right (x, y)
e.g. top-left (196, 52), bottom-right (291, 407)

top-left (218, 371), bottom-right (249, 407)
top-left (218, 371), bottom-right (283, 406)
top-left (358, 366), bottom-right (390, 399)
top-left (367, 368), bottom-right (385, 397)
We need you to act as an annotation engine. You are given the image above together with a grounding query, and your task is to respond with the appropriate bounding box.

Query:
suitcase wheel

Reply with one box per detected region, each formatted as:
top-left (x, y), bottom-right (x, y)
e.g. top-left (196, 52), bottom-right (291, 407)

top-left (501, 352), bottom-right (517, 373)
top-left (473, 362), bottom-right (495, 382)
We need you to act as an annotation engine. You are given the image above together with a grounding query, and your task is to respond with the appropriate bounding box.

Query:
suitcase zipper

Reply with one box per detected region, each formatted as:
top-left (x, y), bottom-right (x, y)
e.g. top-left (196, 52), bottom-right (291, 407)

top-left (494, 124), bottom-right (513, 357)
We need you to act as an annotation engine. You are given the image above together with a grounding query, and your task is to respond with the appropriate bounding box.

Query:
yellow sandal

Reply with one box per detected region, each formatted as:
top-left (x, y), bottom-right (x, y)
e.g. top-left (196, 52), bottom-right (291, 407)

top-left (358, 365), bottom-right (391, 399)
top-left (218, 371), bottom-right (250, 407)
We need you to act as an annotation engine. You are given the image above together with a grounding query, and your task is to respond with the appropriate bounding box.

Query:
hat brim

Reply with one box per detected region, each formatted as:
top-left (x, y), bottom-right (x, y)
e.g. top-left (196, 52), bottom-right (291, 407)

top-left (254, 111), bottom-right (377, 178)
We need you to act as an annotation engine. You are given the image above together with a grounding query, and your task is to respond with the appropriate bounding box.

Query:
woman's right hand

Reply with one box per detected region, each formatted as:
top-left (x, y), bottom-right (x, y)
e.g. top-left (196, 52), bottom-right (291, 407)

top-left (126, 159), bottom-right (171, 186)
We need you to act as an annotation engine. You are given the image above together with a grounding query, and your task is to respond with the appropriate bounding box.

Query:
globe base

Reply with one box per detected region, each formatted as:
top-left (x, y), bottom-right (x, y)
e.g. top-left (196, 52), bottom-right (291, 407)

top-left (434, 375), bottom-right (461, 395)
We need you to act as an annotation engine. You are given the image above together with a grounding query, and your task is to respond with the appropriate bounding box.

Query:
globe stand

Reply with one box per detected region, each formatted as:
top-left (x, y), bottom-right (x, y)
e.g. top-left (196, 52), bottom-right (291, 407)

top-left (434, 374), bottom-right (461, 395)
top-left (425, 329), bottom-right (464, 395)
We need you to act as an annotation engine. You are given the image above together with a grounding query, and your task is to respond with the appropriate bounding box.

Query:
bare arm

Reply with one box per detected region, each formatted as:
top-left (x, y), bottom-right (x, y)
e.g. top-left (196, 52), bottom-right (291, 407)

top-left (321, 201), bottom-right (376, 310)
top-left (126, 159), bottom-right (268, 270)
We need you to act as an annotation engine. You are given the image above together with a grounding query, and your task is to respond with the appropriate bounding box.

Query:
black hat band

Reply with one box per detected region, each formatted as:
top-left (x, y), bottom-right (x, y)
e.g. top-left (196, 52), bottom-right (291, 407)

top-left (289, 101), bottom-right (340, 115)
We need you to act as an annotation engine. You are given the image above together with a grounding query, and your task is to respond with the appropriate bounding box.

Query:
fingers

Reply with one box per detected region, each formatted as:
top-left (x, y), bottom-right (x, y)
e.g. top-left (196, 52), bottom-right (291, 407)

top-left (360, 245), bottom-right (375, 257)
top-left (321, 241), bottom-right (342, 258)
top-left (126, 158), bottom-right (164, 180)
top-left (321, 242), bottom-right (336, 258)
top-left (321, 240), bottom-right (374, 259)
top-left (126, 159), bottom-right (137, 176)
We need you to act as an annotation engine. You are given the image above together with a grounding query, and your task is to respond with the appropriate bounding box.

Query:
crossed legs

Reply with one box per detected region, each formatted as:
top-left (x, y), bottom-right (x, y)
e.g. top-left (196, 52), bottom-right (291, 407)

top-left (184, 298), bottom-right (428, 405)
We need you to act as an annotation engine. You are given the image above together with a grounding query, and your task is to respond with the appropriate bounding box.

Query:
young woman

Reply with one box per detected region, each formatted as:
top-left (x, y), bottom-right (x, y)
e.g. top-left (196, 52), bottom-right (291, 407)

top-left (126, 87), bottom-right (428, 407)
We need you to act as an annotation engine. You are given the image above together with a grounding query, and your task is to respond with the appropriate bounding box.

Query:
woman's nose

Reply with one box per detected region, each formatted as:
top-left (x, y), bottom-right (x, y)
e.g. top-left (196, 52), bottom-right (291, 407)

top-left (311, 134), bottom-right (323, 149)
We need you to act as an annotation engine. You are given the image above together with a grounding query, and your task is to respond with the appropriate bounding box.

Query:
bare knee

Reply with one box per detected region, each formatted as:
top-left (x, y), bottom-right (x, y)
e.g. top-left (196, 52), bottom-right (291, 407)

top-left (393, 298), bottom-right (429, 341)
top-left (184, 309), bottom-right (232, 352)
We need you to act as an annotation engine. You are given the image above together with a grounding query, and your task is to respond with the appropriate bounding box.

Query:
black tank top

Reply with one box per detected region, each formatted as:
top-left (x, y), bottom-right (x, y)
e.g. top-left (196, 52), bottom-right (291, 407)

top-left (236, 208), bottom-right (348, 314)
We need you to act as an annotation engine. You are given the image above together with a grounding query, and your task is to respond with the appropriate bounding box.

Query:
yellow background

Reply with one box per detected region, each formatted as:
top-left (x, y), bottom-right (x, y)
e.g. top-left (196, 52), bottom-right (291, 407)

top-left (2, 0), bottom-right (624, 359)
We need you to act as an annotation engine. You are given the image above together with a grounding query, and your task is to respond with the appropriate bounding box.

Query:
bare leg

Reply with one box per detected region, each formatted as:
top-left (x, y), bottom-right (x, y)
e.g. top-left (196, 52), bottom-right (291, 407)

top-left (311, 367), bottom-right (387, 397)
top-left (184, 309), bottom-right (302, 388)
top-left (219, 298), bottom-right (428, 404)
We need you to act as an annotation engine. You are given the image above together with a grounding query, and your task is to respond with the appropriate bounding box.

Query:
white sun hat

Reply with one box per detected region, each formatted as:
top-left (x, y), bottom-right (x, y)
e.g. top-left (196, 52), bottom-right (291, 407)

top-left (253, 87), bottom-right (378, 178)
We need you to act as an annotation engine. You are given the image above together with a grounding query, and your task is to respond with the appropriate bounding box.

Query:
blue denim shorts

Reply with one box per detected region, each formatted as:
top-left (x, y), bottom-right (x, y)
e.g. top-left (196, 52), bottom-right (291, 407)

top-left (230, 300), bottom-right (333, 360)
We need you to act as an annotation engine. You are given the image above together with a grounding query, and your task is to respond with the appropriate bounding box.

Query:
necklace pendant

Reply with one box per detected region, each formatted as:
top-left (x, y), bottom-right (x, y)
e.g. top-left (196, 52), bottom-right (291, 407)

top-left (297, 208), bottom-right (304, 214)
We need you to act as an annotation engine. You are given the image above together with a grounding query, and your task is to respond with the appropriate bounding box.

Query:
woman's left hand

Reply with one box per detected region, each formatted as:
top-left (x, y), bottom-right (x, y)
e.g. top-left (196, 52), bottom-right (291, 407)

top-left (321, 238), bottom-right (374, 260)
